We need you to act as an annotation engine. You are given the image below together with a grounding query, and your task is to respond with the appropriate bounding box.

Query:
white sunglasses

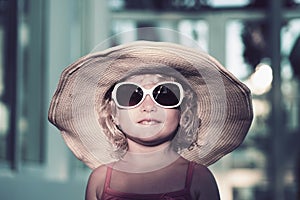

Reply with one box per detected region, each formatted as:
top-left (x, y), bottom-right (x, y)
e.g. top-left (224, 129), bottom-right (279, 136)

top-left (112, 81), bottom-right (184, 109)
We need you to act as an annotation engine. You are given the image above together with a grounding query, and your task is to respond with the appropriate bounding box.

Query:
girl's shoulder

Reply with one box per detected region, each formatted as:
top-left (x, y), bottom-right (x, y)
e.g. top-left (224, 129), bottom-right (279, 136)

top-left (92, 164), bottom-right (109, 175)
top-left (190, 163), bottom-right (220, 199)
top-left (86, 165), bottom-right (109, 200)
top-left (192, 162), bottom-right (214, 178)
top-left (89, 164), bottom-right (109, 183)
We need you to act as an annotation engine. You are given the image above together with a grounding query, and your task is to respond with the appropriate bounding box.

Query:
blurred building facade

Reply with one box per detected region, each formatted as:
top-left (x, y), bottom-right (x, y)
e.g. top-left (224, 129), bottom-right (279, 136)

top-left (0, 0), bottom-right (300, 199)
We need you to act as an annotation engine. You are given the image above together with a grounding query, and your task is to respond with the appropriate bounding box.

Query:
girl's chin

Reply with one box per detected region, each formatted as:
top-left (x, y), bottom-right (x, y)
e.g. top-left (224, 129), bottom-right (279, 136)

top-left (121, 125), bottom-right (164, 139)
top-left (125, 132), bottom-right (176, 147)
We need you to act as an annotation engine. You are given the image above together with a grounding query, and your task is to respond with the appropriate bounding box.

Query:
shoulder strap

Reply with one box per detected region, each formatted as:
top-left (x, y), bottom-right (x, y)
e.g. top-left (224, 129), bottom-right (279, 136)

top-left (104, 166), bottom-right (113, 189)
top-left (184, 161), bottom-right (196, 189)
top-left (100, 166), bottom-right (113, 200)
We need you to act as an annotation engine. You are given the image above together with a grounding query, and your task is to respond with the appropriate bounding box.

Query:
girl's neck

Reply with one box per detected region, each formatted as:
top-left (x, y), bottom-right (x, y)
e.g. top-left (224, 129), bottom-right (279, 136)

top-left (110, 142), bottom-right (180, 173)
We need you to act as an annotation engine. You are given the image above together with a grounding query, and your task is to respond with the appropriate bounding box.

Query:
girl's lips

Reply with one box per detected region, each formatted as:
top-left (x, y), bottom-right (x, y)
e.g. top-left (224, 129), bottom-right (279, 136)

top-left (137, 119), bottom-right (161, 125)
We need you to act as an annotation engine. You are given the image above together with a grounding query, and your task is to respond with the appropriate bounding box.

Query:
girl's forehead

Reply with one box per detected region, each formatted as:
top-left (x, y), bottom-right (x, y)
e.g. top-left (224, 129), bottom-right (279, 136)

top-left (125, 74), bottom-right (174, 85)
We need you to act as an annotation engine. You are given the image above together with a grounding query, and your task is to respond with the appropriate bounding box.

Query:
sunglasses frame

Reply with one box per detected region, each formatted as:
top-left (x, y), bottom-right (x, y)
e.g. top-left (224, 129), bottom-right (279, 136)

top-left (112, 81), bottom-right (184, 109)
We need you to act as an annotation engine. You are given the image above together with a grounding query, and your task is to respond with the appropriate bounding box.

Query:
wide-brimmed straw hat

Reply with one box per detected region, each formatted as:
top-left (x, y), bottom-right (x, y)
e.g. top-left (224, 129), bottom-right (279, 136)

top-left (48, 41), bottom-right (253, 170)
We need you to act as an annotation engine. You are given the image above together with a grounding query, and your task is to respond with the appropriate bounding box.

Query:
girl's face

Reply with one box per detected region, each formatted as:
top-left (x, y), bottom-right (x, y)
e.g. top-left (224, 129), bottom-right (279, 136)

top-left (114, 74), bottom-right (181, 146)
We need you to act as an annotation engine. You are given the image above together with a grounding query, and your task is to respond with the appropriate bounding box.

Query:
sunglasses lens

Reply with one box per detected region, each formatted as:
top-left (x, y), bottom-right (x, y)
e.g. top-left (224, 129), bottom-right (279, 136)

top-left (115, 84), bottom-right (143, 107)
top-left (153, 83), bottom-right (181, 107)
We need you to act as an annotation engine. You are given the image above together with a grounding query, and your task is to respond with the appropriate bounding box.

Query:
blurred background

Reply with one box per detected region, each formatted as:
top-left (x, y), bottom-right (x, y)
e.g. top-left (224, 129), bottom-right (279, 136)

top-left (0, 0), bottom-right (300, 199)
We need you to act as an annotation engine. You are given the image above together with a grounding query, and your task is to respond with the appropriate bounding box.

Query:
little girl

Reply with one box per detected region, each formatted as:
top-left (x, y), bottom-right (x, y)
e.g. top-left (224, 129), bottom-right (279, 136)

top-left (48, 41), bottom-right (253, 200)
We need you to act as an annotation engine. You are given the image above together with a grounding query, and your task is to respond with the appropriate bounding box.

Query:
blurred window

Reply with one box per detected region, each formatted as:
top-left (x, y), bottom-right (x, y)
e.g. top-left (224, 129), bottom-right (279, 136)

top-left (178, 20), bottom-right (208, 52)
top-left (0, 0), bottom-right (45, 168)
top-left (0, 13), bottom-right (9, 163)
top-left (225, 19), bottom-right (272, 169)
top-left (281, 19), bottom-right (300, 132)
top-left (225, 17), bottom-right (300, 198)
top-left (0, 0), bottom-right (17, 166)
top-left (110, 20), bottom-right (208, 50)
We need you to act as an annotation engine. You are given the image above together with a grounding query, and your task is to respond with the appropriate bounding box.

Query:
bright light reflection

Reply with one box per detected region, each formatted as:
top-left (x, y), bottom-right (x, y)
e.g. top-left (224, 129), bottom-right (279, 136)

top-left (209, 0), bottom-right (250, 7)
top-left (227, 169), bottom-right (264, 187)
top-left (252, 99), bottom-right (271, 118)
top-left (245, 63), bottom-right (273, 95)
top-left (0, 102), bottom-right (9, 135)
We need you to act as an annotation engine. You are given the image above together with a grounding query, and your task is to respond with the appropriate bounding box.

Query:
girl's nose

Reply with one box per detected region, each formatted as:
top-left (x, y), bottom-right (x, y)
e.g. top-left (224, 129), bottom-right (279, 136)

top-left (139, 95), bottom-right (157, 112)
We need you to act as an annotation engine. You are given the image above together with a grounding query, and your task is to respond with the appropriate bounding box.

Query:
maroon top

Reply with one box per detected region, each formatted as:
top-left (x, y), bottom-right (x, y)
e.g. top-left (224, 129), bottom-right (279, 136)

top-left (101, 162), bottom-right (196, 200)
